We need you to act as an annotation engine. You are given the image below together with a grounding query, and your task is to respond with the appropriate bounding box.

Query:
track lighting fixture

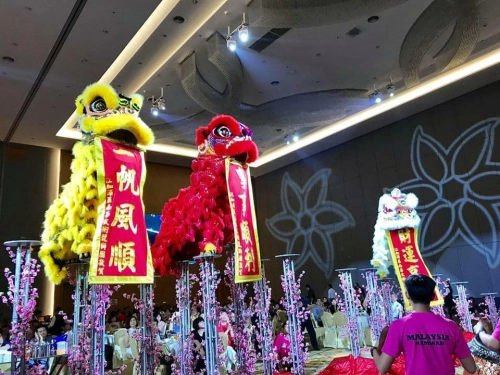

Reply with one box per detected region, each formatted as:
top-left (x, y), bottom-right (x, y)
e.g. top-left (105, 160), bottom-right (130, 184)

top-left (226, 13), bottom-right (249, 51)
top-left (387, 76), bottom-right (395, 97)
top-left (370, 84), bottom-right (382, 103)
top-left (147, 87), bottom-right (166, 115)
top-left (226, 34), bottom-right (237, 51)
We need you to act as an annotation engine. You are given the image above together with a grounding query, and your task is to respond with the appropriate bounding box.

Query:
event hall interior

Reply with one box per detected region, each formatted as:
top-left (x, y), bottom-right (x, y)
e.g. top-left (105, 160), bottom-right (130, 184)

top-left (1, 0), bottom-right (500, 374)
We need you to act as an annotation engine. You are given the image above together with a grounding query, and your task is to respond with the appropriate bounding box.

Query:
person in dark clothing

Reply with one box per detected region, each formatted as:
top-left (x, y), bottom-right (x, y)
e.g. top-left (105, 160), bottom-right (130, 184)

top-left (442, 278), bottom-right (455, 319)
top-left (48, 307), bottom-right (65, 336)
top-left (305, 285), bottom-right (316, 305)
top-left (192, 317), bottom-right (206, 374)
top-left (299, 297), bottom-right (320, 351)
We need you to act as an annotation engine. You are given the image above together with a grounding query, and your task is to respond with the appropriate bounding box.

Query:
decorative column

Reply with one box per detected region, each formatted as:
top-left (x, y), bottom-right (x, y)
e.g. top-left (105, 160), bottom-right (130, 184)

top-left (224, 244), bottom-right (255, 374)
top-left (138, 283), bottom-right (155, 375)
top-left (276, 254), bottom-right (305, 375)
top-left (4, 240), bottom-right (42, 375)
top-left (253, 259), bottom-right (275, 375)
top-left (380, 278), bottom-right (394, 326)
top-left (177, 260), bottom-right (194, 375)
top-left (480, 293), bottom-right (498, 328)
top-left (360, 268), bottom-right (383, 345)
top-left (336, 268), bottom-right (361, 358)
top-left (66, 259), bottom-right (90, 375)
top-left (194, 254), bottom-right (221, 375)
top-left (453, 282), bottom-right (473, 332)
top-left (89, 285), bottom-right (106, 375)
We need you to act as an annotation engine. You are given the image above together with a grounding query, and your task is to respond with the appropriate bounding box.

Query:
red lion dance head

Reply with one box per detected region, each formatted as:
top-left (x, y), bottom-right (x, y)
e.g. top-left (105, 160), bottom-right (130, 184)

top-left (152, 115), bottom-right (258, 276)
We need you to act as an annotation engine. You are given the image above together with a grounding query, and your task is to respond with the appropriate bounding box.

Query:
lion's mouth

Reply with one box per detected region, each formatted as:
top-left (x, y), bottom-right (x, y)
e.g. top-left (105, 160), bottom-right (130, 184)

top-left (106, 129), bottom-right (138, 146)
top-left (233, 153), bottom-right (248, 164)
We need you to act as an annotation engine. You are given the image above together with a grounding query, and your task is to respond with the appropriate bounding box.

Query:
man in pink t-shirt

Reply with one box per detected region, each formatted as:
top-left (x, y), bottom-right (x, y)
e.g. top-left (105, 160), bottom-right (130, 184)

top-left (372, 274), bottom-right (477, 375)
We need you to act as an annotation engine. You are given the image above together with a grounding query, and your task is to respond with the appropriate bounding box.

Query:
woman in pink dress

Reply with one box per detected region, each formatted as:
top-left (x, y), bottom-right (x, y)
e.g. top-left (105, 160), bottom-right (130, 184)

top-left (273, 321), bottom-right (291, 373)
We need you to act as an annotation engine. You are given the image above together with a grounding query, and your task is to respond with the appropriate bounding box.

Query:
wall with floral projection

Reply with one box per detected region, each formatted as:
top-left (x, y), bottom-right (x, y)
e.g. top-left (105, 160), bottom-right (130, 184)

top-left (254, 80), bottom-right (500, 300)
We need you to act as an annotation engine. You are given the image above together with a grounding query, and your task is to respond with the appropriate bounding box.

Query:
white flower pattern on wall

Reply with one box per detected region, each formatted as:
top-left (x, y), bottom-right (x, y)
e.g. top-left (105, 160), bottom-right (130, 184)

top-left (396, 118), bottom-right (500, 268)
top-left (266, 169), bottom-right (355, 278)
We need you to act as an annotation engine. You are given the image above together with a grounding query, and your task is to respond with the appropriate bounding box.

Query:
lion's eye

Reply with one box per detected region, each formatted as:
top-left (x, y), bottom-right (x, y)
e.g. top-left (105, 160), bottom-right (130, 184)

top-left (90, 98), bottom-right (107, 113)
top-left (214, 126), bottom-right (232, 137)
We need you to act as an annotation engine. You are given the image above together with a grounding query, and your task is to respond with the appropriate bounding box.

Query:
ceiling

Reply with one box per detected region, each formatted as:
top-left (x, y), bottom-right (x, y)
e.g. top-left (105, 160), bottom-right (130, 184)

top-left (2, 0), bottom-right (500, 176)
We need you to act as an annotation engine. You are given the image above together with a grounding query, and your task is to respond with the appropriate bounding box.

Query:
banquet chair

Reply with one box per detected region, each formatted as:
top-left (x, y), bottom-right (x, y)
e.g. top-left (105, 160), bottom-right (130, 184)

top-left (219, 332), bottom-right (237, 373)
top-left (117, 335), bottom-right (138, 375)
top-left (364, 327), bottom-right (373, 347)
top-left (310, 314), bottom-right (325, 347)
top-left (320, 312), bottom-right (338, 348)
top-left (112, 328), bottom-right (127, 369)
top-left (332, 312), bottom-right (350, 349)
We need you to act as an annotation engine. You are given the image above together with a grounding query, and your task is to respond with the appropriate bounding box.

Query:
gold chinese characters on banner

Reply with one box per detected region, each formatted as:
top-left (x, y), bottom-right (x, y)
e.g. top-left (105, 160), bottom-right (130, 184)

top-left (226, 159), bottom-right (262, 283)
top-left (89, 137), bottom-right (154, 284)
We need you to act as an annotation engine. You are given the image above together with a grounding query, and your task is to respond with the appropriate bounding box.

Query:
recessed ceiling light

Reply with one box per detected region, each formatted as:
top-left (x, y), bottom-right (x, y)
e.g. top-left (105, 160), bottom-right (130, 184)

top-left (271, 81), bottom-right (280, 85)
top-left (173, 16), bottom-right (185, 24)
top-left (2, 56), bottom-right (14, 63)
top-left (275, 128), bottom-right (282, 132)
top-left (368, 16), bottom-right (379, 23)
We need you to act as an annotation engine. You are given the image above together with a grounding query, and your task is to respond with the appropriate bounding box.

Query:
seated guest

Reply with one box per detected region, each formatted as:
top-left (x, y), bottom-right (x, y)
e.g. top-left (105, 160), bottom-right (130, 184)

top-left (156, 312), bottom-right (167, 338)
top-left (190, 307), bottom-right (200, 330)
top-left (48, 307), bottom-right (65, 336)
top-left (192, 317), bottom-right (205, 374)
top-left (311, 299), bottom-right (325, 327)
top-left (473, 316), bottom-right (500, 352)
top-left (169, 312), bottom-right (181, 335)
top-left (123, 316), bottom-right (139, 357)
top-left (273, 321), bottom-right (291, 373)
top-left (217, 312), bottom-right (235, 348)
top-left (0, 326), bottom-right (10, 350)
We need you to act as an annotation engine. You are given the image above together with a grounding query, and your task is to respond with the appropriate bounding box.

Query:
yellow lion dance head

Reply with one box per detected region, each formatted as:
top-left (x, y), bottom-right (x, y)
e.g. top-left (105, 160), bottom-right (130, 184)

top-left (39, 83), bottom-right (154, 284)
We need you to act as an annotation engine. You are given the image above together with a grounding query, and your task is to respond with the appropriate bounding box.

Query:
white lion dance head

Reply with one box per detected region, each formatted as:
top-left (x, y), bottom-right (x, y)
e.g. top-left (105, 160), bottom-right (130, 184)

top-left (371, 188), bottom-right (420, 277)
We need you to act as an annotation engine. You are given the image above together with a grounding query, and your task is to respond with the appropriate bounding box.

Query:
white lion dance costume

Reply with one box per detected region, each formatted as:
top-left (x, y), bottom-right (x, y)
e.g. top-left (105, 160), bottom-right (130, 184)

top-left (371, 188), bottom-right (420, 278)
top-left (371, 188), bottom-right (443, 309)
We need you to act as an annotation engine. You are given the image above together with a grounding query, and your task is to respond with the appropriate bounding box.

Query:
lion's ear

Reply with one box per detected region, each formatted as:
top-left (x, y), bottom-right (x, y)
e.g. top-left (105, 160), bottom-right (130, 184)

top-left (195, 126), bottom-right (209, 145)
top-left (75, 95), bottom-right (85, 115)
top-left (130, 94), bottom-right (144, 111)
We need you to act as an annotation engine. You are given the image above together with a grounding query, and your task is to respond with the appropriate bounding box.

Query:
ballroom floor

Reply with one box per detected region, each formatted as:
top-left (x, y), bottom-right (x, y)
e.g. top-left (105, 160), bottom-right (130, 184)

top-left (254, 347), bottom-right (466, 374)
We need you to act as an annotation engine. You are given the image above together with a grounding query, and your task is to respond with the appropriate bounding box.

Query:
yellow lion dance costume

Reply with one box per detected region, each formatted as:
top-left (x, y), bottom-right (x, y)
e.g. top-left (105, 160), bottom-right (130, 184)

top-left (40, 83), bottom-right (154, 284)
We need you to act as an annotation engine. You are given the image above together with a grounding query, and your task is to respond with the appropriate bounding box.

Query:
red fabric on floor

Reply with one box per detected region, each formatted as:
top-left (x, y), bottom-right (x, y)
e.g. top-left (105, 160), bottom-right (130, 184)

top-left (317, 354), bottom-right (406, 375)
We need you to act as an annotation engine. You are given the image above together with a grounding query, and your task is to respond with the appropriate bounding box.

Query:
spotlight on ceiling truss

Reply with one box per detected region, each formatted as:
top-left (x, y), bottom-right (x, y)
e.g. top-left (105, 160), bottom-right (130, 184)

top-left (147, 87), bottom-right (166, 115)
top-left (226, 13), bottom-right (249, 51)
top-left (387, 76), bottom-right (395, 97)
top-left (370, 84), bottom-right (382, 104)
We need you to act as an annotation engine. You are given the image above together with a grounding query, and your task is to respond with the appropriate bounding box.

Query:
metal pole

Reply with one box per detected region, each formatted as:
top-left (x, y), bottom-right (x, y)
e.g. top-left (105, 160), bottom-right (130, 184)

top-left (276, 254), bottom-right (303, 375)
top-left (194, 254), bottom-right (220, 375)
top-left (178, 261), bottom-right (193, 375)
top-left (380, 279), bottom-right (394, 326)
top-left (336, 268), bottom-right (361, 358)
top-left (90, 285), bottom-right (97, 374)
top-left (4, 240), bottom-right (42, 375)
top-left (89, 285), bottom-right (106, 375)
top-left (140, 284), bottom-right (148, 375)
top-left (254, 259), bottom-right (274, 375)
top-left (360, 268), bottom-right (382, 344)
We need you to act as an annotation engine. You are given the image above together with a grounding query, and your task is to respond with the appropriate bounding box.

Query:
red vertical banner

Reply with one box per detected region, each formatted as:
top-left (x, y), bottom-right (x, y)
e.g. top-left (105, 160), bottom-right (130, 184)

top-left (225, 159), bottom-right (262, 283)
top-left (89, 137), bottom-right (154, 284)
top-left (386, 227), bottom-right (443, 310)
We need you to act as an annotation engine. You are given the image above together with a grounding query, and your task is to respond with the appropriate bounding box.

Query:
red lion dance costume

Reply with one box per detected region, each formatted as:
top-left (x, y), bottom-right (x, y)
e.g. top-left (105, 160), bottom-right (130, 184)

top-left (152, 115), bottom-right (258, 276)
